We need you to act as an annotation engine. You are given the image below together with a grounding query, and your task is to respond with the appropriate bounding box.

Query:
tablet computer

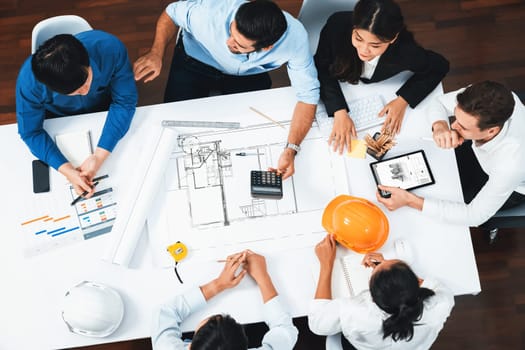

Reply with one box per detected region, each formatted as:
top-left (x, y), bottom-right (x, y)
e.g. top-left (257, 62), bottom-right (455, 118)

top-left (369, 150), bottom-right (435, 191)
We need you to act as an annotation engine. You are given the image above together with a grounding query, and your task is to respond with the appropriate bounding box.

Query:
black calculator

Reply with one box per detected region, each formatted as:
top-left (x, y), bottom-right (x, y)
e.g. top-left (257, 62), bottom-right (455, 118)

top-left (250, 170), bottom-right (283, 199)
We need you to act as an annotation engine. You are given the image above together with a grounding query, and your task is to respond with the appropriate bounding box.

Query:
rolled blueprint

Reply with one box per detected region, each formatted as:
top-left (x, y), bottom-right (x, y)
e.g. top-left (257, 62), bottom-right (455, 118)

top-left (105, 126), bottom-right (178, 267)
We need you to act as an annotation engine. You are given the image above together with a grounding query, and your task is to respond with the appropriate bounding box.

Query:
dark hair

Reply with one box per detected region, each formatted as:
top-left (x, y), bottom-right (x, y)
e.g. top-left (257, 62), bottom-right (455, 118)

top-left (330, 0), bottom-right (406, 83)
top-left (370, 261), bottom-right (435, 342)
top-left (31, 34), bottom-right (90, 94)
top-left (191, 314), bottom-right (248, 350)
top-left (456, 81), bottom-right (515, 130)
top-left (235, 0), bottom-right (287, 50)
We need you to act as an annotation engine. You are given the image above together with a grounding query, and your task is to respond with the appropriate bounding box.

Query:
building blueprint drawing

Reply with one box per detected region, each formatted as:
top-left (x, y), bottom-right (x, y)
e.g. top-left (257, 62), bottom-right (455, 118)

top-left (147, 122), bottom-right (349, 267)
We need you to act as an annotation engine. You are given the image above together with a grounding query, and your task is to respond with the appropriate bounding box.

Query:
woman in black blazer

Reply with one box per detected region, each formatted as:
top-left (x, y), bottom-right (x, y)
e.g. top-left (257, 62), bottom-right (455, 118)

top-left (315, 0), bottom-right (449, 153)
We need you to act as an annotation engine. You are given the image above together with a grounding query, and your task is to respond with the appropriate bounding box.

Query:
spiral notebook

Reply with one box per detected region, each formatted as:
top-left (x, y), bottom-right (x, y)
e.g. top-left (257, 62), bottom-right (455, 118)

top-left (313, 254), bottom-right (373, 298)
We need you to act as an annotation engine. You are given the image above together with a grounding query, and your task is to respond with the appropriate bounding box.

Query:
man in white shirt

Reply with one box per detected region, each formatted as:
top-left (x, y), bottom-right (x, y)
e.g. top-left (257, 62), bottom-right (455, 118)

top-left (376, 81), bottom-right (525, 226)
top-left (151, 250), bottom-right (298, 350)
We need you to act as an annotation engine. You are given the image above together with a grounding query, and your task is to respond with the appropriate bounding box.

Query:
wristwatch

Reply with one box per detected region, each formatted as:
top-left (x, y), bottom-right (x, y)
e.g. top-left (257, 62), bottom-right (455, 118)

top-left (284, 142), bottom-right (301, 154)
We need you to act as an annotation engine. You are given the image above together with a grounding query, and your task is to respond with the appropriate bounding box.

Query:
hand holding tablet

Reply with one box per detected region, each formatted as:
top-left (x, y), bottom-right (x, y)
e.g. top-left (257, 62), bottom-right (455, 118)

top-left (370, 150), bottom-right (434, 191)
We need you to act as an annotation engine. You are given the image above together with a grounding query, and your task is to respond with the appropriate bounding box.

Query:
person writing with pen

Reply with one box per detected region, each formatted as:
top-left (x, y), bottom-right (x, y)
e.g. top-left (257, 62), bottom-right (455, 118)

top-left (151, 249), bottom-right (297, 349)
top-left (308, 234), bottom-right (454, 350)
top-left (16, 32), bottom-right (137, 197)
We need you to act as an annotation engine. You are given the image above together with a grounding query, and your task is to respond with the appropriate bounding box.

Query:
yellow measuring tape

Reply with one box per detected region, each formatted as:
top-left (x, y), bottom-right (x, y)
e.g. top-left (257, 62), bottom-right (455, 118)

top-left (167, 241), bottom-right (188, 283)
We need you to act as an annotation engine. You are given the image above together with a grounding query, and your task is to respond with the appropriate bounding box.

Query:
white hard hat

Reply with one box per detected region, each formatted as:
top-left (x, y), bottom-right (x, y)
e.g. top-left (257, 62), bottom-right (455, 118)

top-left (61, 281), bottom-right (124, 337)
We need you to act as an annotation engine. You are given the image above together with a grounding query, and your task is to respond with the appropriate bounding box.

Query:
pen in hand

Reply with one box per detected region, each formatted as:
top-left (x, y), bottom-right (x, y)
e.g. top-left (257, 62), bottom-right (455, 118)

top-left (70, 181), bottom-right (99, 206)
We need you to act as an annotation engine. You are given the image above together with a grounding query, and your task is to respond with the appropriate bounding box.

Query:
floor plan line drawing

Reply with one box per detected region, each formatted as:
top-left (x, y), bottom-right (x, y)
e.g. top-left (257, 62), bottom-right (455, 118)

top-left (147, 121), bottom-right (350, 266)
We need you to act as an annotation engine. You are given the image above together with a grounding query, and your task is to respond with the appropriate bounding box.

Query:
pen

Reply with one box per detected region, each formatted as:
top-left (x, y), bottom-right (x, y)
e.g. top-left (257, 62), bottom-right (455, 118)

top-left (70, 181), bottom-right (99, 206)
top-left (235, 152), bottom-right (264, 156)
top-left (92, 174), bottom-right (109, 182)
top-left (369, 259), bottom-right (381, 266)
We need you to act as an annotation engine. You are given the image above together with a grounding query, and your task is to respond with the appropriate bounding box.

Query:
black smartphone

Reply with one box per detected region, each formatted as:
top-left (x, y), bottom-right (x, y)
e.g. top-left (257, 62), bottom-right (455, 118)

top-left (32, 160), bottom-right (50, 193)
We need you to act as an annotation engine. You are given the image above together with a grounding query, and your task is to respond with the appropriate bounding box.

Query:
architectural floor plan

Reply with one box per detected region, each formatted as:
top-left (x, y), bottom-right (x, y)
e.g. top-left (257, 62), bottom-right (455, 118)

top-left (147, 121), bottom-right (349, 266)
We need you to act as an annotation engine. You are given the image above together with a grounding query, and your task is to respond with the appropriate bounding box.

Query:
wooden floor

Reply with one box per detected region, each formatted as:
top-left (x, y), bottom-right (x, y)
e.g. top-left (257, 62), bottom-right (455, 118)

top-left (2, 0), bottom-right (525, 349)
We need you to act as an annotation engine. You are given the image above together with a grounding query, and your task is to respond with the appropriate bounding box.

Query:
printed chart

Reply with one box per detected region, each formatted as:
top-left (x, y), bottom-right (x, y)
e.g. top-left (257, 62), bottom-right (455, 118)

top-left (19, 176), bottom-right (117, 257)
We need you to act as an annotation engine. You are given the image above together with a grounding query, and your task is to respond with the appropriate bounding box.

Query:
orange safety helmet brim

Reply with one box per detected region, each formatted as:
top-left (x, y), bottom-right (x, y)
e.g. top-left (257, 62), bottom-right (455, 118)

top-left (322, 195), bottom-right (389, 253)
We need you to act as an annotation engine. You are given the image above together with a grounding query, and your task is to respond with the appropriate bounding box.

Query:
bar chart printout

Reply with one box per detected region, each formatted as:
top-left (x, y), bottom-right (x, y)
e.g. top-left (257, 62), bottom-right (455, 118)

top-left (19, 176), bottom-right (117, 257)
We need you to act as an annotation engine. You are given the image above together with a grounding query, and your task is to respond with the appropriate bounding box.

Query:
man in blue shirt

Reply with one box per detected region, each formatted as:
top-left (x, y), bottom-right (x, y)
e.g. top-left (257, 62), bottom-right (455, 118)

top-left (16, 31), bottom-right (137, 196)
top-left (134, 0), bottom-right (320, 179)
top-left (151, 250), bottom-right (298, 349)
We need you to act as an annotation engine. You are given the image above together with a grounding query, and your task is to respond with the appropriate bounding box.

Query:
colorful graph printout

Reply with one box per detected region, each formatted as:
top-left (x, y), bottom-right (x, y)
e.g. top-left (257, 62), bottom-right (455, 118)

top-left (19, 175), bottom-right (117, 257)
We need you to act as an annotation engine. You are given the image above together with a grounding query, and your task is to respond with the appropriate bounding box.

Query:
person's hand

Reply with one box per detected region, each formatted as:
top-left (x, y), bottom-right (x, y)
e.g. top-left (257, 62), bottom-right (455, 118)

top-left (215, 251), bottom-right (248, 290)
top-left (269, 148), bottom-right (295, 180)
top-left (379, 96), bottom-right (409, 135)
top-left (58, 162), bottom-right (93, 196)
top-left (133, 51), bottom-right (163, 83)
top-left (375, 185), bottom-right (423, 211)
top-left (78, 148), bottom-right (110, 198)
top-left (200, 251), bottom-right (247, 301)
top-left (315, 234), bottom-right (336, 270)
top-left (432, 120), bottom-right (464, 148)
top-left (329, 110), bottom-right (357, 154)
top-left (362, 252), bottom-right (384, 268)
top-left (78, 154), bottom-right (102, 181)
top-left (243, 250), bottom-right (270, 284)
top-left (243, 250), bottom-right (278, 302)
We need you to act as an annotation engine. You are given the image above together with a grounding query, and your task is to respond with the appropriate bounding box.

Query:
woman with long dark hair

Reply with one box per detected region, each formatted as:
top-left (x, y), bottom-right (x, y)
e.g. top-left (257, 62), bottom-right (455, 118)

top-left (309, 235), bottom-right (454, 349)
top-left (315, 0), bottom-right (449, 153)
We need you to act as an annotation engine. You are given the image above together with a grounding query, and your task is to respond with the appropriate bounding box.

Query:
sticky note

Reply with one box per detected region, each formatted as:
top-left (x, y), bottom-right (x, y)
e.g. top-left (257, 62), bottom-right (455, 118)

top-left (347, 139), bottom-right (367, 159)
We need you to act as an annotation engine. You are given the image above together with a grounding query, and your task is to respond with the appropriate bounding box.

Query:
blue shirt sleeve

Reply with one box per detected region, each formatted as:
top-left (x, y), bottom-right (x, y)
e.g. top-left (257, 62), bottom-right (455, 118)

top-left (94, 32), bottom-right (137, 153)
top-left (15, 30), bottom-right (137, 170)
top-left (16, 58), bottom-right (69, 169)
top-left (284, 16), bottom-right (320, 105)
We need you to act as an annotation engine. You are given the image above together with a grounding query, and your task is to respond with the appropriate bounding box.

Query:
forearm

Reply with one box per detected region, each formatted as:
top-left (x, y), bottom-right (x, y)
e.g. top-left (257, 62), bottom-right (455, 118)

top-left (58, 162), bottom-right (77, 178)
top-left (151, 10), bottom-right (179, 57)
top-left (287, 102), bottom-right (316, 145)
top-left (200, 279), bottom-right (225, 301)
top-left (314, 266), bottom-right (332, 299)
top-left (256, 275), bottom-right (278, 303)
top-left (93, 147), bottom-right (110, 171)
top-left (407, 193), bottom-right (424, 211)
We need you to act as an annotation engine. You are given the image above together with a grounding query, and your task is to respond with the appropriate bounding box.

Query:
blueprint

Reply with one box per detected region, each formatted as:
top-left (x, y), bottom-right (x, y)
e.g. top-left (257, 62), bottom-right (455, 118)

top-left (147, 121), bottom-right (349, 267)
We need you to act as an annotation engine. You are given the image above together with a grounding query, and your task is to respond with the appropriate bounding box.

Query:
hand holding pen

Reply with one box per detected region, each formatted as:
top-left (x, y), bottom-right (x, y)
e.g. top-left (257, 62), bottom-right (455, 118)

top-left (70, 175), bottom-right (108, 206)
top-left (362, 252), bottom-right (384, 268)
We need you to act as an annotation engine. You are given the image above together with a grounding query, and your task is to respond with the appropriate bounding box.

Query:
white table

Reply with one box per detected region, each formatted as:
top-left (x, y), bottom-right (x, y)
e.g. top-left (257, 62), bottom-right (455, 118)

top-left (0, 74), bottom-right (480, 349)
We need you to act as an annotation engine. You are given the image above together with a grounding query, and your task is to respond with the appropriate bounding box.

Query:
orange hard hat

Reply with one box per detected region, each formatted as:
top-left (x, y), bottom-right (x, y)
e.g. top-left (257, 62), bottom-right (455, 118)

top-left (322, 195), bottom-right (389, 253)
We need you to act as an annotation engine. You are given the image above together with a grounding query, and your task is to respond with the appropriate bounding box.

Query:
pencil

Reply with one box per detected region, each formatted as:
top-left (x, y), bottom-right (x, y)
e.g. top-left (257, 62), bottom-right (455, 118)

top-left (249, 107), bottom-right (286, 129)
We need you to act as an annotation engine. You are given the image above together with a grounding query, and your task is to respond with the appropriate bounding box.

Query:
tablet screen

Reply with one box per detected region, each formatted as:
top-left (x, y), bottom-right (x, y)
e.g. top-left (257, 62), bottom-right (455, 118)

top-left (370, 150), bottom-right (434, 191)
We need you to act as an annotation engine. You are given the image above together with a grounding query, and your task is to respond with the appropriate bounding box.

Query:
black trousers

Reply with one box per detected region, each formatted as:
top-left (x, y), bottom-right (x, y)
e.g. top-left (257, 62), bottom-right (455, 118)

top-left (163, 38), bottom-right (272, 103)
top-left (455, 140), bottom-right (525, 213)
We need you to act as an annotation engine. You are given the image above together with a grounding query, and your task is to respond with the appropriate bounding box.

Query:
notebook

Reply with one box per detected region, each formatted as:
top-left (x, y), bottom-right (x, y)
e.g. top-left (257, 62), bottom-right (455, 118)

top-left (55, 130), bottom-right (93, 168)
top-left (313, 254), bottom-right (374, 298)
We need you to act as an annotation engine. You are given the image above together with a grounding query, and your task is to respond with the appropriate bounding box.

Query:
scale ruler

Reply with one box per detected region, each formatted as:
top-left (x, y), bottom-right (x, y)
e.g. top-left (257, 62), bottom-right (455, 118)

top-left (162, 120), bottom-right (241, 129)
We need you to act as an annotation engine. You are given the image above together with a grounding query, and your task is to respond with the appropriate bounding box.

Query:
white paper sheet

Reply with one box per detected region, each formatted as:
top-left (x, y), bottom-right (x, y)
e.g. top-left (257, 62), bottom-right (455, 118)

top-left (104, 126), bottom-right (178, 267)
top-left (147, 122), bottom-right (350, 267)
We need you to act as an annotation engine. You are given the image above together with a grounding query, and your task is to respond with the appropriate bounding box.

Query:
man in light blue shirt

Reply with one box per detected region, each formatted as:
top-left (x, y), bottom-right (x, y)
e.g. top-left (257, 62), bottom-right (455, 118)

top-left (16, 31), bottom-right (137, 196)
top-left (151, 250), bottom-right (298, 349)
top-left (134, 0), bottom-right (320, 179)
